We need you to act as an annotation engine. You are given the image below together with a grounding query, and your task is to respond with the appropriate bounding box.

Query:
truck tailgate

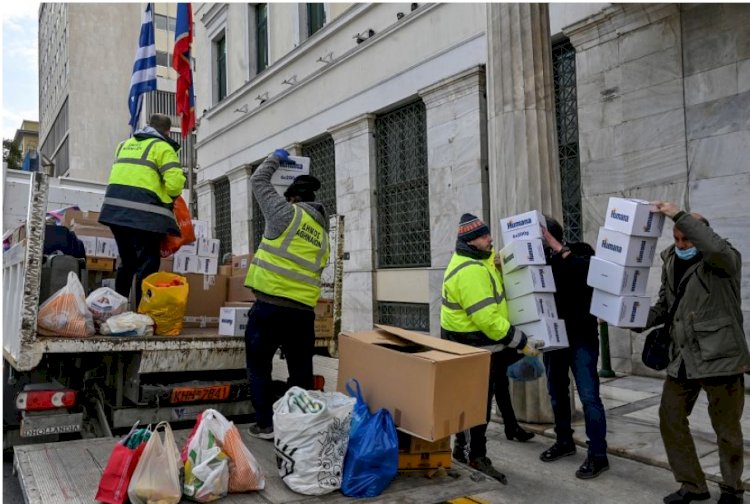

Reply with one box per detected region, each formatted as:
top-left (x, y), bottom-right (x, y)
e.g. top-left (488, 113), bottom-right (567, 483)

top-left (14, 425), bottom-right (501, 503)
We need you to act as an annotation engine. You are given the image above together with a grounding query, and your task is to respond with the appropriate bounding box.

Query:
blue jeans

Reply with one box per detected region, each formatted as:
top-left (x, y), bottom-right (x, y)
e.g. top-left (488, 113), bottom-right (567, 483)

top-left (543, 340), bottom-right (608, 457)
top-left (244, 300), bottom-right (315, 428)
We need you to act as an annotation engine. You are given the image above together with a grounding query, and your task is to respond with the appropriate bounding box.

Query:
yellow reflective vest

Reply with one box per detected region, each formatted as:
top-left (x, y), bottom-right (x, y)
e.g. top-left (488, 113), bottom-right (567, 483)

top-left (99, 135), bottom-right (186, 235)
top-left (440, 251), bottom-right (523, 348)
top-left (245, 205), bottom-right (330, 307)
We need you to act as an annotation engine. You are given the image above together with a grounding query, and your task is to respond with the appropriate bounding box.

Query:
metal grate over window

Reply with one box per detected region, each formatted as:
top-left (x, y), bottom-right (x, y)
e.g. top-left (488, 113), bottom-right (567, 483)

top-left (375, 101), bottom-right (430, 268)
top-left (213, 177), bottom-right (232, 262)
top-left (376, 302), bottom-right (430, 332)
top-left (302, 135), bottom-right (336, 215)
top-left (552, 39), bottom-right (583, 244)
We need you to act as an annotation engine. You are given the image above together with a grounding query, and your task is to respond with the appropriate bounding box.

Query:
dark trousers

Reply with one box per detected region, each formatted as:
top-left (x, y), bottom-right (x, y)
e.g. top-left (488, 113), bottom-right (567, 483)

top-left (659, 373), bottom-right (745, 496)
top-left (244, 300), bottom-right (315, 429)
top-left (543, 339), bottom-right (608, 457)
top-left (455, 349), bottom-right (522, 460)
top-left (109, 225), bottom-right (163, 308)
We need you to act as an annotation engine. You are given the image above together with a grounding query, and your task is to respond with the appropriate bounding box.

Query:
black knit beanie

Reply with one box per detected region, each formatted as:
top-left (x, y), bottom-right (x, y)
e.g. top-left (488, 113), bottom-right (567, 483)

top-left (457, 213), bottom-right (490, 242)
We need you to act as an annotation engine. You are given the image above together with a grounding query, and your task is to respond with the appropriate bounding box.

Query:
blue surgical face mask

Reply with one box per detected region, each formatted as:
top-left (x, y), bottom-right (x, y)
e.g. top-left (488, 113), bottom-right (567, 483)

top-left (675, 246), bottom-right (698, 260)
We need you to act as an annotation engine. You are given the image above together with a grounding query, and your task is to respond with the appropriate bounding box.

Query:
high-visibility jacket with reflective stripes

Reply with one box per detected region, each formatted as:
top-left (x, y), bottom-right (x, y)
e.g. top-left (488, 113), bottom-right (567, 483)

top-left (98, 134), bottom-right (185, 235)
top-left (440, 251), bottom-right (524, 349)
top-left (245, 205), bottom-right (330, 307)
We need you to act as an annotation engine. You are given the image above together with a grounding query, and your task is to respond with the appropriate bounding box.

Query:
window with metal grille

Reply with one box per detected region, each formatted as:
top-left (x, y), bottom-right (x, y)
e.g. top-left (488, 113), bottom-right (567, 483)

top-left (256, 4), bottom-right (268, 73)
top-left (376, 302), bottom-right (430, 332)
top-left (552, 39), bottom-right (583, 244)
top-left (214, 177), bottom-right (232, 262)
top-left (307, 3), bottom-right (325, 36)
top-left (302, 135), bottom-right (336, 215)
top-left (375, 100), bottom-right (430, 268)
top-left (215, 33), bottom-right (227, 102)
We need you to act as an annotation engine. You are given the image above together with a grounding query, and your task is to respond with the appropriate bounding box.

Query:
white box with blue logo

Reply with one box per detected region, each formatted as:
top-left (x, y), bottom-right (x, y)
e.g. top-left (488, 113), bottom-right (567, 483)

top-left (499, 238), bottom-right (547, 274)
top-left (503, 265), bottom-right (556, 299)
top-left (271, 156), bottom-right (311, 195)
top-left (500, 210), bottom-right (547, 246)
top-left (595, 227), bottom-right (657, 267)
top-left (589, 289), bottom-right (649, 328)
top-left (604, 197), bottom-right (665, 237)
top-left (507, 292), bottom-right (558, 325)
top-left (587, 256), bottom-right (649, 296)
top-left (517, 317), bottom-right (569, 351)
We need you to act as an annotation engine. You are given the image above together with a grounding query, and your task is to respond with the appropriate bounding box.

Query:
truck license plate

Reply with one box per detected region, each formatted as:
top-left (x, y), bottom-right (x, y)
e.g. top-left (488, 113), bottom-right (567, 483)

top-left (20, 413), bottom-right (83, 437)
top-left (170, 384), bottom-right (230, 404)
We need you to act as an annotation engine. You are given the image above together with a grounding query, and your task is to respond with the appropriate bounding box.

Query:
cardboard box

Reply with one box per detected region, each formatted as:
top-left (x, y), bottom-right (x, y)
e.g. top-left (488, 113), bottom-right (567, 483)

top-left (192, 219), bottom-right (210, 239)
top-left (231, 254), bottom-right (253, 276)
top-left (595, 227), bottom-right (658, 267)
top-left (314, 317), bottom-right (335, 338)
top-left (73, 224), bottom-right (113, 239)
top-left (196, 257), bottom-right (218, 276)
top-left (219, 265), bottom-right (232, 276)
top-left (63, 210), bottom-right (101, 229)
top-left (507, 292), bottom-right (558, 325)
top-left (398, 431), bottom-right (451, 454)
top-left (86, 257), bottom-right (115, 272)
top-left (587, 256), bottom-right (650, 296)
top-left (589, 289), bottom-right (649, 328)
top-left (160, 257), bottom-right (174, 272)
top-left (500, 210), bottom-right (547, 246)
top-left (218, 306), bottom-right (251, 336)
top-left (223, 301), bottom-right (254, 308)
top-left (179, 242), bottom-right (198, 255)
top-left (184, 273), bottom-right (228, 324)
top-left (315, 299), bottom-right (334, 318)
top-left (174, 253), bottom-right (201, 274)
top-left (517, 317), bottom-right (569, 351)
top-left (270, 156), bottom-right (311, 187)
top-left (498, 239), bottom-right (546, 274)
top-left (95, 237), bottom-right (118, 258)
top-left (503, 265), bottom-right (556, 299)
top-left (398, 450), bottom-right (452, 471)
top-left (226, 275), bottom-right (256, 302)
top-left (337, 325), bottom-right (491, 441)
top-left (183, 316), bottom-right (220, 328)
top-left (79, 235), bottom-right (97, 257)
top-left (198, 238), bottom-right (220, 258)
top-left (604, 197), bottom-right (665, 237)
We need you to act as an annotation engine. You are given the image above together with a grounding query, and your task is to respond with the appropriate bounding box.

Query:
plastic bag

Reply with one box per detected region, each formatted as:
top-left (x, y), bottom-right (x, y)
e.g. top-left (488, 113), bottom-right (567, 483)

top-left (137, 272), bottom-right (189, 336)
top-left (183, 413), bottom-right (229, 502)
top-left (100, 312), bottom-right (154, 337)
top-left (128, 421), bottom-right (182, 504)
top-left (507, 355), bottom-right (546, 381)
top-left (341, 379), bottom-right (399, 498)
top-left (95, 423), bottom-right (151, 504)
top-left (273, 386), bottom-right (356, 495)
top-left (161, 196), bottom-right (196, 258)
top-left (37, 271), bottom-right (95, 337)
top-left (86, 287), bottom-right (128, 327)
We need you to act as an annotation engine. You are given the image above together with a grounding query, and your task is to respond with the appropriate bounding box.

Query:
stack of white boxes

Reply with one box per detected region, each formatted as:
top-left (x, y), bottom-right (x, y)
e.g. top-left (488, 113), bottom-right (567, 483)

top-left (498, 211), bottom-right (568, 351)
top-left (587, 197), bottom-right (665, 327)
top-left (172, 220), bottom-right (220, 275)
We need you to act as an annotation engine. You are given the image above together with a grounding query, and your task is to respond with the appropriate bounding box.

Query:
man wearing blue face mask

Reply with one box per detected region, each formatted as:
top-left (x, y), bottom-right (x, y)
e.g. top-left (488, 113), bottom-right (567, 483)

top-left (644, 201), bottom-right (749, 504)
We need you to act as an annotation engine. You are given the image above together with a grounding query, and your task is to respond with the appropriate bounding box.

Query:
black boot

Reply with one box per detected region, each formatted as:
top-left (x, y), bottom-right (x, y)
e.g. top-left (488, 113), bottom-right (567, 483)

top-left (505, 425), bottom-right (535, 442)
top-left (540, 442), bottom-right (576, 462)
top-left (575, 456), bottom-right (610, 480)
top-left (452, 443), bottom-right (467, 464)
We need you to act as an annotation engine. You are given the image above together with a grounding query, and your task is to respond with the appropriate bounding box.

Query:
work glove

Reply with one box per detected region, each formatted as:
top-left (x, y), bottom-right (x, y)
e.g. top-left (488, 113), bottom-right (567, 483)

top-left (273, 148), bottom-right (290, 162)
top-left (520, 337), bottom-right (545, 357)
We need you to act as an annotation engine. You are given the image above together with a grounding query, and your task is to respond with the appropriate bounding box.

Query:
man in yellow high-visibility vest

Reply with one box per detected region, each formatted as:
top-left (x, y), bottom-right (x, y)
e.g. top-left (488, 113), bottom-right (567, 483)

top-left (99, 114), bottom-right (185, 307)
top-left (244, 148), bottom-right (329, 439)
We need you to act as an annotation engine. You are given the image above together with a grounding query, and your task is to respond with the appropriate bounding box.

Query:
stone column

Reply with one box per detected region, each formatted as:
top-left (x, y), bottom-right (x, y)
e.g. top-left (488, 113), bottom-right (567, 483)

top-left (486, 3), bottom-right (562, 423)
top-left (226, 164), bottom-right (253, 255)
top-left (195, 181), bottom-right (214, 232)
top-left (419, 66), bottom-right (489, 336)
top-left (328, 114), bottom-right (377, 332)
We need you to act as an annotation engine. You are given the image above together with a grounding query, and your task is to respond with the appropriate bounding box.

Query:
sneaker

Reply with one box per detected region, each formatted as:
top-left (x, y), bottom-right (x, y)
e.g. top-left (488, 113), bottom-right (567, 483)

top-left (469, 456), bottom-right (508, 485)
top-left (540, 442), bottom-right (576, 462)
top-left (575, 456), bottom-right (609, 479)
top-left (452, 444), bottom-right (468, 464)
top-left (717, 493), bottom-right (743, 504)
top-left (663, 488), bottom-right (711, 504)
top-left (248, 423), bottom-right (274, 440)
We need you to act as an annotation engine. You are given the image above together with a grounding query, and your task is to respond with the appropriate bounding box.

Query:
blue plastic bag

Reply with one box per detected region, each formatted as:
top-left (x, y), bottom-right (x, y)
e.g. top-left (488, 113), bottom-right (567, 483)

top-left (341, 379), bottom-right (399, 498)
top-left (507, 355), bottom-right (546, 381)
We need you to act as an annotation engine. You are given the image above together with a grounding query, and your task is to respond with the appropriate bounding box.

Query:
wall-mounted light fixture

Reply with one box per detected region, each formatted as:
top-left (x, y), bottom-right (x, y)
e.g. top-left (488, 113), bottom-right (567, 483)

top-left (281, 75), bottom-right (298, 86)
top-left (396, 12), bottom-right (405, 20)
top-left (354, 29), bottom-right (375, 44)
top-left (255, 92), bottom-right (269, 105)
top-left (411, 3), bottom-right (418, 11)
top-left (316, 52), bottom-right (333, 64)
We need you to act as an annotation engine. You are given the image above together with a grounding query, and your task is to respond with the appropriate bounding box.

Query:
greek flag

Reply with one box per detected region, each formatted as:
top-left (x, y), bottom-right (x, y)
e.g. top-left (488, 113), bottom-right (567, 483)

top-left (128, 3), bottom-right (157, 132)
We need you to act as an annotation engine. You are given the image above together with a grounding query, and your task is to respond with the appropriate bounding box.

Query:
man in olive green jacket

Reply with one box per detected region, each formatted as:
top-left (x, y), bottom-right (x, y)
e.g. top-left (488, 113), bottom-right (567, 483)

top-left (645, 201), bottom-right (749, 504)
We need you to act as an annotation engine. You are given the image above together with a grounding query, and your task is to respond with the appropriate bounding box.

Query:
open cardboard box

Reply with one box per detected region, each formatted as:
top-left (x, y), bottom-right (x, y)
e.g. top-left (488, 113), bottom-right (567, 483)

top-left (337, 324), bottom-right (490, 441)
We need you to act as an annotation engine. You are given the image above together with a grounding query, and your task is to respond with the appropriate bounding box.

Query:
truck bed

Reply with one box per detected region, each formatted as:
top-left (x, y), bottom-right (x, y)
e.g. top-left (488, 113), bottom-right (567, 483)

top-left (14, 425), bottom-right (501, 503)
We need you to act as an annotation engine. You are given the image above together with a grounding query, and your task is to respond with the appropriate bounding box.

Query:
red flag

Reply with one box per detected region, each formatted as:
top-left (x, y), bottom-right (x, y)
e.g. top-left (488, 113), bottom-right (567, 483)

top-left (173, 3), bottom-right (195, 138)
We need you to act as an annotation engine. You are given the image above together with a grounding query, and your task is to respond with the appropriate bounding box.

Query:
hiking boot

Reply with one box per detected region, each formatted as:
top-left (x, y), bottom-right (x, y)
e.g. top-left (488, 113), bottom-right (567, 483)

top-left (469, 456), bottom-right (508, 485)
top-left (663, 488), bottom-right (711, 503)
top-left (717, 493), bottom-right (743, 504)
top-left (540, 442), bottom-right (576, 462)
top-left (452, 444), bottom-right (468, 464)
top-left (575, 456), bottom-right (610, 479)
top-left (248, 423), bottom-right (274, 440)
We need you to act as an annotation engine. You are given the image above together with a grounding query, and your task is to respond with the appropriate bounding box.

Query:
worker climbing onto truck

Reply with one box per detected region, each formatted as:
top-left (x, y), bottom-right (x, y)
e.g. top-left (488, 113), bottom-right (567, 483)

top-left (99, 113), bottom-right (185, 307)
top-left (244, 148), bottom-right (330, 439)
top-left (441, 213), bottom-right (544, 483)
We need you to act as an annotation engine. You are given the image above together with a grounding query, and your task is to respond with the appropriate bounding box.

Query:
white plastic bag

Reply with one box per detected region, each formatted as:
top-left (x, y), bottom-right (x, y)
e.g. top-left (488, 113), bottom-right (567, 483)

top-left (100, 312), bottom-right (154, 337)
top-left (37, 271), bottom-right (94, 337)
top-left (128, 421), bottom-right (182, 504)
top-left (183, 412), bottom-right (229, 502)
top-left (86, 287), bottom-right (128, 326)
top-left (273, 387), bottom-right (355, 495)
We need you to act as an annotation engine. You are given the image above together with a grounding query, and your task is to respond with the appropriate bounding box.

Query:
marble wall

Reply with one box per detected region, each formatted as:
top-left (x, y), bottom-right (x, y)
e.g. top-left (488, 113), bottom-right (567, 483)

top-left (567, 4), bottom-right (750, 374)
